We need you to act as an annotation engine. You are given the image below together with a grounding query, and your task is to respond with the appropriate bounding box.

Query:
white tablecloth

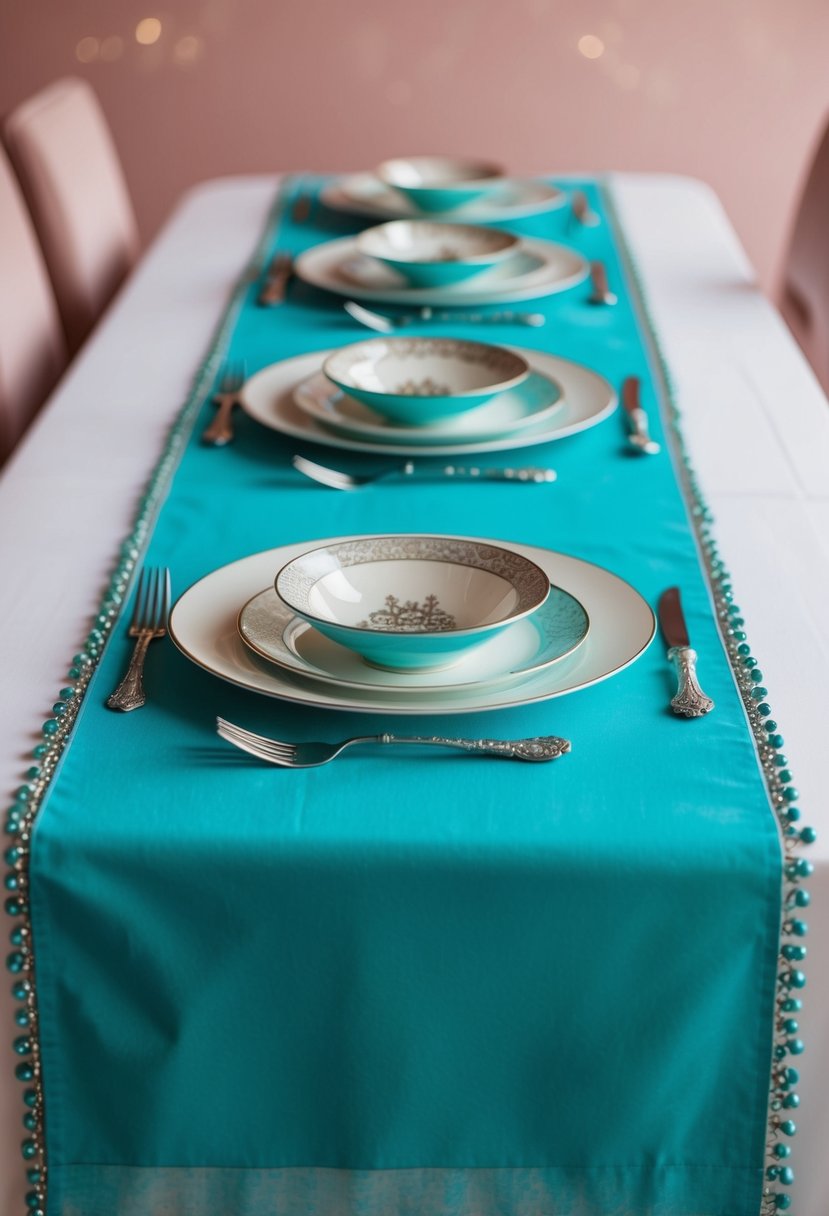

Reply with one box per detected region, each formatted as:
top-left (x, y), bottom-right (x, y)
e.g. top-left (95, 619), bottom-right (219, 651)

top-left (1, 174), bottom-right (828, 1215)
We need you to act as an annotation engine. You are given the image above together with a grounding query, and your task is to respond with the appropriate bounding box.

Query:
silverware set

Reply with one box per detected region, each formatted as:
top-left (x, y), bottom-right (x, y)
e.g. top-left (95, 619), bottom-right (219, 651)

top-left (292, 454), bottom-right (557, 490)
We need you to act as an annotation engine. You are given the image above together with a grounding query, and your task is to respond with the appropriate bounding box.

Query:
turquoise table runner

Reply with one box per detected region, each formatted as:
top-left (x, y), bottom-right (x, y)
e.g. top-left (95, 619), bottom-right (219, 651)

top-left (6, 179), bottom-right (813, 1216)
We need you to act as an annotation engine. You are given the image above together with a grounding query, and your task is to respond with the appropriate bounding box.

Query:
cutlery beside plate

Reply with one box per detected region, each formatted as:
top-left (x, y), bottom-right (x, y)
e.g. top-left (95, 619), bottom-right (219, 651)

top-left (658, 586), bottom-right (714, 717)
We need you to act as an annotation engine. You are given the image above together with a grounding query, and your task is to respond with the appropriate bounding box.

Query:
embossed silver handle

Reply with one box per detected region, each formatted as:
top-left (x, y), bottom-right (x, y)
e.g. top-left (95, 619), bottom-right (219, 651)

top-left (378, 734), bottom-right (571, 761)
top-left (626, 406), bottom-right (661, 456)
top-left (667, 646), bottom-right (714, 717)
top-left (402, 463), bottom-right (557, 484)
top-left (106, 632), bottom-right (154, 712)
top-left (201, 393), bottom-right (238, 446)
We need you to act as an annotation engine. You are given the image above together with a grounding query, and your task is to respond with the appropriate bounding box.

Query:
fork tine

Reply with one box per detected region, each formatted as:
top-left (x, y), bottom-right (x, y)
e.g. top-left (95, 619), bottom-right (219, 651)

top-left (129, 568), bottom-right (150, 631)
top-left (216, 719), bottom-right (296, 758)
top-left (151, 566), bottom-right (165, 630)
top-left (161, 568), bottom-right (171, 626)
top-left (292, 456), bottom-right (355, 489)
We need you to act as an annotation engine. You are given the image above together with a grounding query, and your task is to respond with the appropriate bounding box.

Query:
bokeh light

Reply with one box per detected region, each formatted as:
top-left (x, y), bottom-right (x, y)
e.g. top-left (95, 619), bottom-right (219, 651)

top-left (135, 18), bottom-right (162, 45)
top-left (577, 34), bottom-right (605, 60)
top-left (75, 36), bottom-right (99, 63)
top-left (174, 35), bottom-right (204, 65)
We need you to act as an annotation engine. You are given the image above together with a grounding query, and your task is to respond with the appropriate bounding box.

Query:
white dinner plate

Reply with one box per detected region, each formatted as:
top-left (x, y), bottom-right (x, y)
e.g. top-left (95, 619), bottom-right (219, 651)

top-left (320, 173), bottom-right (568, 223)
top-left (169, 535), bottom-right (655, 715)
top-left (293, 368), bottom-right (564, 446)
top-left (294, 235), bottom-right (588, 306)
top-left (237, 583), bottom-right (590, 694)
top-left (239, 348), bottom-right (616, 457)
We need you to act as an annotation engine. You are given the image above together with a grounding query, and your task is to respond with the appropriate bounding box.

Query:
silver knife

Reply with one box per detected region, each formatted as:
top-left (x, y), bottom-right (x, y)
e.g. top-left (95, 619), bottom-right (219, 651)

top-left (622, 376), bottom-right (660, 455)
top-left (257, 252), bottom-right (293, 306)
top-left (658, 586), bottom-right (714, 717)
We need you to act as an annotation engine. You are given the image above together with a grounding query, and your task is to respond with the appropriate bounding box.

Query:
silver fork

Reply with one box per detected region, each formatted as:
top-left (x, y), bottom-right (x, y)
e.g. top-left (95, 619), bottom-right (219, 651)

top-left (344, 301), bottom-right (545, 332)
top-left (201, 361), bottom-right (246, 446)
top-left (217, 718), bottom-right (571, 768)
top-left (106, 567), bottom-right (171, 712)
top-left (292, 454), bottom-right (556, 490)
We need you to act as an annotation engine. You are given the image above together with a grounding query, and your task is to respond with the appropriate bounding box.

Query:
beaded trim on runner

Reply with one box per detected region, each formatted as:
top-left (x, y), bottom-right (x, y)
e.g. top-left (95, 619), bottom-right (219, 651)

top-left (600, 178), bottom-right (814, 1216)
top-left (2, 176), bottom-right (298, 1216)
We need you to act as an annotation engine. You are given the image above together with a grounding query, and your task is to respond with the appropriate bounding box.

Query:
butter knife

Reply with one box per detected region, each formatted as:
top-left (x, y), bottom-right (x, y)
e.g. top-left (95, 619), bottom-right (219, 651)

top-left (622, 376), bottom-right (660, 455)
top-left (658, 586), bottom-right (714, 717)
top-left (257, 252), bottom-right (293, 306)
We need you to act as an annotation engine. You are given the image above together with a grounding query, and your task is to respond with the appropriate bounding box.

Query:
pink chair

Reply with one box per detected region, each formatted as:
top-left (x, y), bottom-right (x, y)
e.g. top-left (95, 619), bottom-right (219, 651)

top-left (4, 78), bottom-right (139, 354)
top-left (778, 116), bottom-right (829, 394)
top-left (0, 146), bottom-right (66, 463)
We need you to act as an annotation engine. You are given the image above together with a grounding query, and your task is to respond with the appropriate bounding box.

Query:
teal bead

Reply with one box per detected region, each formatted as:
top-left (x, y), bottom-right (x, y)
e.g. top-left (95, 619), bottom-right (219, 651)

top-left (779, 1119), bottom-right (797, 1135)
top-left (25, 1191), bottom-right (40, 1208)
top-left (783, 1093), bottom-right (800, 1108)
top-left (4, 820), bottom-right (21, 837)
top-left (750, 687), bottom-right (767, 700)
top-left (787, 1039), bottom-right (805, 1055)
top-left (5, 896), bottom-right (24, 916)
top-left (774, 1045), bottom-right (786, 1061)
top-left (774, 752), bottom-right (787, 764)
top-left (757, 703), bottom-right (771, 716)
top-left (14, 786), bottom-right (31, 802)
top-left (31, 744), bottom-right (47, 760)
top-left (14, 1062), bottom-right (34, 1082)
top-left (4, 873), bottom-right (19, 891)
top-left (22, 1111), bottom-right (36, 1131)
top-left (785, 969), bottom-right (806, 988)
top-left (51, 702), bottom-right (66, 716)
top-left (21, 1138), bottom-right (36, 1159)
top-left (793, 889), bottom-right (810, 907)
top-left (4, 846), bottom-right (21, 865)
top-left (778, 769), bottom-right (793, 783)
top-left (783, 944), bottom-right (807, 961)
top-left (26, 1167), bottom-right (41, 1184)
top-left (796, 859), bottom-right (814, 878)
top-left (800, 826), bottom-right (817, 844)
top-left (771, 733), bottom-right (785, 749)
top-left (785, 806), bottom-right (801, 823)
top-left (782, 1018), bottom-right (799, 1034)
top-left (775, 1196), bottom-right (792, 1210)
top-left (765, 719), bottom-right (778, 732)
top-left (13, 1036), bottom-right (32, 1055)
top-left (15, 1008), bottom-right (30, 1028)
top-left (733, 630), bottom-right (746, 641)
top-left (766, 1166), bottom-right (779, 1180)
top-left (731, 616), bottom-right (745, 627)
top-left (782, 787), bottom-right (799, 802)
top-left (10, 927), bottom-right (25, 947)
top-left (72, 653), bottom-right (90, 666)
top-left (25, 767), bottom-right (39, 780)
top-left (11, 980), bottom-right (29, 1000)
top-left (790, 920), bottom-right (808, 937)
top-left (750, 669), bottom-right (764, 682)
top-left (737, 643), bottom-right (750, 656)
top-left (67, 667), bottom-right (81, 679)
top-left (59, 687), bottom-right (75, 700)
top-left (774, 1143), bottom-right (791, 1158)
top-left (782, 1002), bottom-right (802, 1016)
top-left (23, 1088), bottom-right (36, 1107)
top-left (6, 951), bottom-right (24, 973)
top-left (779, 1167), bottom-right (795, 1185)
top-left (41, 720), bottom-right (58, 737)
top-left (742, 655), bottom-right (758, 668)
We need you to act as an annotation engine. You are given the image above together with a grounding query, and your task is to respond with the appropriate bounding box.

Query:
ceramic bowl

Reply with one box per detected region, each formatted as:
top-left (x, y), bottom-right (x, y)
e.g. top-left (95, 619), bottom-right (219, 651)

top-left (274, 536), bottom-right (551, 672)
top-left (356, 220), bottom-right (520, 287)
top-left (322, 337), bottom-right (529, 427)
top-left (376, 156), bottom-right (505, 213)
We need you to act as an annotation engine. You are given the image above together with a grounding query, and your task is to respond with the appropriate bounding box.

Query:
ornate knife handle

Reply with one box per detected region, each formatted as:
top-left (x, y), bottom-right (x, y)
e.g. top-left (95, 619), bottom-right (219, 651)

top-left (106, 632), bottom-right (153, 712)
top-left (667, 646), bottom-right (714, 717)
top-left (402, 463), bottom-right (556, 484)
top-left (379, 734), bottom-right (571, 761)
top-left (201, 394), bottom-right (237, 446)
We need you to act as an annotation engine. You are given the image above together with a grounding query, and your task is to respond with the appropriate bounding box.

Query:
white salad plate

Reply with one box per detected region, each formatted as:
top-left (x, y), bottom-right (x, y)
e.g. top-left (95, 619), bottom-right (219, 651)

top-left (294, 235), bottom-right (588, 306)
top-left (168, 535), bottom-right (656, 716)
top-left (237, 583), bottom-right (590, 694)
top-left (239, 348), bottom-right (616, 457)
top-left (293, 367), bottom-right (564, 446)
top-left (320, 173), bottom-right (567, 223)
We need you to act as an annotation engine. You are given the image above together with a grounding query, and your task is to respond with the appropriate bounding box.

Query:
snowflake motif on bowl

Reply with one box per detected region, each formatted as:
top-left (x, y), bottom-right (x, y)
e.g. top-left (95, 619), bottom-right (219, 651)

top-left (394, 378), bottom-right (451, 397)
top-left (357, 594), bottom-right (457, 633)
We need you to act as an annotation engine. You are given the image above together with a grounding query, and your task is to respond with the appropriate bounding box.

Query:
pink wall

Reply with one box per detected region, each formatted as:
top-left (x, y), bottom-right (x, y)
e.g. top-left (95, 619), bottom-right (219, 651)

top-left (1, 0), bottom-right (828, 292)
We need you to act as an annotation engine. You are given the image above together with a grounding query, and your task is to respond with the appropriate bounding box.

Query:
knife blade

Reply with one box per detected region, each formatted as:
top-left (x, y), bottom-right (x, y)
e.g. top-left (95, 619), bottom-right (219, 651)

top-left (658, 587), bottom-right (714, 717)
top-left (621, 376), bottom-right (660, 455)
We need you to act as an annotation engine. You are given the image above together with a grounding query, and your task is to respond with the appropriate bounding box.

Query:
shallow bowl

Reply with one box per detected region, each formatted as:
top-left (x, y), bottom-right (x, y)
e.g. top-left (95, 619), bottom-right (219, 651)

top-left (322, 337), bottom-right (529, 427)
top-left (356, 220), bottom-right (520, 287)
top-left (274, 536), bottom-right (551, 672)
top-left (376, 156), bottom-right (505, 213)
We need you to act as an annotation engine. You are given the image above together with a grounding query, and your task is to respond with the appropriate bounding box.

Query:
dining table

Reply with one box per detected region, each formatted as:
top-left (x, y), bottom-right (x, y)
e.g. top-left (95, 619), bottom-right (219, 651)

top-left (1, 170), bottom-right (828, 1216)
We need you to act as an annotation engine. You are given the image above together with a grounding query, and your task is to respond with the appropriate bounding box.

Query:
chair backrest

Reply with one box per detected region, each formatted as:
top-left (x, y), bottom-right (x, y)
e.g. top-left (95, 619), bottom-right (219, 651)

top-left (4, 77), bottom-right (139, 354)
top-left (778, 116), bottom-right (829, 394)
top-left (0, 145), bottom-right (66, 463)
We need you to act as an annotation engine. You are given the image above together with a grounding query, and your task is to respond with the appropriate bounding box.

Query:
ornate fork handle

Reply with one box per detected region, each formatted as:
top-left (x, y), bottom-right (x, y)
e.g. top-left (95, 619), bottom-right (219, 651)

top-left (402, 463), bottom-right (556, 484)
top-left (667, 646), bottom-right (714, 717)
top-left (378, 734), bottom-right (571, 761)
top-left (106, 632), bottom-right (154, 712)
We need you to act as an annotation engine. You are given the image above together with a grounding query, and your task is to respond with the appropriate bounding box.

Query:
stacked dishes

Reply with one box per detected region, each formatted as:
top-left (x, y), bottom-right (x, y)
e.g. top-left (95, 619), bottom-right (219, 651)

top-left (169, 533), bottom-right (656, 715)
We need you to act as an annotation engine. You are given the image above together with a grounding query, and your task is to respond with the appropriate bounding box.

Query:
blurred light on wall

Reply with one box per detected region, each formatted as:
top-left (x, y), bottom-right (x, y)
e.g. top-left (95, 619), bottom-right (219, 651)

top-left (174, 35), bottom-right (204, 65)
top-left (577, 34), bottom-right (605, 60)
top-left (100, 36), bottom-right (124, 62)
top-left (75, 36), bottom-right (99, 63)
top-left (135, 18), bottom-right (162, 45)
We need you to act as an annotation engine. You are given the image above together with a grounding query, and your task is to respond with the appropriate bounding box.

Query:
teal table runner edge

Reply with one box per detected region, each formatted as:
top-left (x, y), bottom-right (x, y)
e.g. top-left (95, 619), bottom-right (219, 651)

top-left (3, 176), bottom-right (812, 1216)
